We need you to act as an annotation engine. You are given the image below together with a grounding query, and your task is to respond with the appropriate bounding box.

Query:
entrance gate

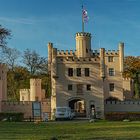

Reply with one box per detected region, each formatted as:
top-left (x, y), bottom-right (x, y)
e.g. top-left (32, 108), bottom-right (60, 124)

top-left (68, 98), bottom-right (86, 117)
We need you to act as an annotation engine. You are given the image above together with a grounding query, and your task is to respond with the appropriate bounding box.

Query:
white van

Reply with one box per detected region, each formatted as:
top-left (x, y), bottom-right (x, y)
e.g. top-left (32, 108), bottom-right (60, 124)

top-left (55, 107), bottom-right (75, 120)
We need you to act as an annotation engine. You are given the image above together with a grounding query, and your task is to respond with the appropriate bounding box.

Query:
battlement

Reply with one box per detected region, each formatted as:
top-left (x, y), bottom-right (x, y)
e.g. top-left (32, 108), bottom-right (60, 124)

top-left (57, 50), bottom-right (75, 56)
top-left (123, 78), bottom-right (131, 81)
top-left (0, 63), bottom-right (7, 67)
top-left (30, 79), bottom-right (41, 86)
top-left (93, 50), bottom-right (100, 56)
top-left (105, 50), bottom-right (119, 56)
top-left (1, 101), bottom-right (51, 105)
top-left (105, 100), bottom-right (140, 105)
top-left (57, 57), bottom-right (100, 63)
top-left (76, 32), bottom-right (91, 37)
top-left (0, 63), bottom-right (7, 71)
top-left (2, 101), bottom-right (32, 105)
top-left (20, 89), bottom-right (30, 92)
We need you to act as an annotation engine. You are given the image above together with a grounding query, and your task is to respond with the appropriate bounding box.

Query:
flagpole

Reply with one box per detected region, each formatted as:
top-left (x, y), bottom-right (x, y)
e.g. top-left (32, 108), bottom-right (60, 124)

top-left (82, 5), bottom-right (84, 32)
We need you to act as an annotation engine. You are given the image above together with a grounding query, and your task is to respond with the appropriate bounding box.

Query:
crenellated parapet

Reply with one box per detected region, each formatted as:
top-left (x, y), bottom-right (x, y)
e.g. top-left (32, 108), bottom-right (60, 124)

top-left (123, 78), bottom-right (131, 81)
top-left (2, 101), bottom-right (32, 105)
top-left (105, 50), bottom-right (119, 56)
top-left (105, 100), bottom-right (140, 105)
top-left (57, 57), bottom-right (100, 63)
top-left (57, 50), bottom-right (75, 56)
top-left (76, 32), bottom-right (91, 37)
top-left (1, 101), bottom-right (51, 105)
top-left (20, 89), bottom-right (30, 92)
top-left (0, 63), bottom-right (7, 69)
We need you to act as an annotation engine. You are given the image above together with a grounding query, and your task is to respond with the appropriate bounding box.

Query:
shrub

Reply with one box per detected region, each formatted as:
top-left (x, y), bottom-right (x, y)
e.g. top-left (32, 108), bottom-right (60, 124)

top-left (0, 112), bottom-right (24, 122)
top-left (105, 112), bottom-right (140, 121)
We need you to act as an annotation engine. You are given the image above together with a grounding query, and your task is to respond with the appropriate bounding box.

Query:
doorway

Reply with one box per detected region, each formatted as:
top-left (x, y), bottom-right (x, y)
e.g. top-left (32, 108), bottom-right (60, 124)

top-left (68, 98), bottom-right (86, 117)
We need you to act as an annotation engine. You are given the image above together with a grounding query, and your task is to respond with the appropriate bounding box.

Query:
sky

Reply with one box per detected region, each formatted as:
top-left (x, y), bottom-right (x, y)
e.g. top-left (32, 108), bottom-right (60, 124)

top-left (0, 0), bottom-right (140, 57)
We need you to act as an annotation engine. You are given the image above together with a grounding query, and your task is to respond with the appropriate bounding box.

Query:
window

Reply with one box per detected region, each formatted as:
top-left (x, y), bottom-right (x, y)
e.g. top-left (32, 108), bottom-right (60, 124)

top-left (68, 84), bottom-right (73, 91)
top-left (108, 56), bottom-right (114, 62)
top-left (77, 84), bottom-right (83, 93)
top-left (86, 48), bottom-right (88, 53)
top-left (77, 68), bottom-right (81, 76)
top-left (35, 96), bottom-right (39, 101)
top-left (109, 68), bottom-right (115, 76)
top-left (68, 68), bottom-right (73, 76)
top-left (109, 83), bottom-right (114, 92)
top-left (22, 96), bottom-right (24, 101)
top-left (87, 85), bottom-right (91, 91)
top-left (85, 68), bottom-right (90, 76)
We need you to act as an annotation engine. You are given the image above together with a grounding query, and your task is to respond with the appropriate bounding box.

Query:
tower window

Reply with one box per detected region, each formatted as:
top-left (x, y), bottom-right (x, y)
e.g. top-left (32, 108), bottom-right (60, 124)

top-left (87, 85), bottom-right (91, 91)
top-left (85, 68), bottom-right (90, 76)
top-left (77, 68), bottom-right (81, 76)
top-left (77, 84), bottom-right (83, 93)
top-left (35, 96), bottom-right (39, 101)
top-left (22, 96), bottom-right (24, 101)
top-left (86, 48), bottom-right (88, 53)
top-left (108, 56), bottom-right (114, 62)
top-left (109, 68), bottom-right (115, 76)
top-left (68, 68), bottom-right (73, 76)
top-left (68, 84), bottom-right (73, 91)
top-left (109, 83), bottom-right (114, 92)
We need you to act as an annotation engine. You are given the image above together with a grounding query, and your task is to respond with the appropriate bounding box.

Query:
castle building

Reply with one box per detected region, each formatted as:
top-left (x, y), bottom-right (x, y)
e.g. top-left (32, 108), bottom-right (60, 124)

top-left (48, 32), bottom-right (132, 119)
top-left (20, 79), bottom-right (46, 102)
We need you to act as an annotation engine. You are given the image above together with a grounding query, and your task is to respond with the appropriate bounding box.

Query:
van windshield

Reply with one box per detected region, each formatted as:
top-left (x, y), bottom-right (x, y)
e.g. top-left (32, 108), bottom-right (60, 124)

top-left (57, 108), bottom-right (67, 112)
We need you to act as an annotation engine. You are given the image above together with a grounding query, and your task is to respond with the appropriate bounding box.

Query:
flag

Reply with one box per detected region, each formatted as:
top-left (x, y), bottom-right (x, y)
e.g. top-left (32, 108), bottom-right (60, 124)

top-left (82, 9), bottom-right (89, 22)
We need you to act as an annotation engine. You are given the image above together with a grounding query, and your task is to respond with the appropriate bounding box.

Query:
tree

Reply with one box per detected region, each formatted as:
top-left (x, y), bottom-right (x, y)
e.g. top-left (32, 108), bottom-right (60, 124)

top-left (123, 56), bottom-right (140, 98)
top-left (7, 66), bottom-right (30, 101)
top-left (0, 46), bottom-right (20, 70)
top-left (0, 25), bottom-right (11, 47)
top-left (22, 49), bottom-right (47, 75)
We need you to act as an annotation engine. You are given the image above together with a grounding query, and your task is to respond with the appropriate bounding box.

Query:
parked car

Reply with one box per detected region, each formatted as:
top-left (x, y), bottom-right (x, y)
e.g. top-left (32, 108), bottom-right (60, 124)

top-left (55, 107), bottom-right (75, 120)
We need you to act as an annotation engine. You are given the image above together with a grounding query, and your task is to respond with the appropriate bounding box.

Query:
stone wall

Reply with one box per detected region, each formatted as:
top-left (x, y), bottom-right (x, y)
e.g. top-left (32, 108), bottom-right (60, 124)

top-left (105, 101), bottom-right (140, 112)
top-left (1, 101), bottom-right (32, 118)
top-left (1, 100), bottom-right (51, 119)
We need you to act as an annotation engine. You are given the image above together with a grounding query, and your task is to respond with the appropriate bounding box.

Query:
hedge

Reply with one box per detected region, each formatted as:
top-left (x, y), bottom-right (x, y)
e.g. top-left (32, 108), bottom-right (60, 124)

top-left (0, 112), bottom-right (24, 122)
top-left (105, 112), bottom-right (140, 121)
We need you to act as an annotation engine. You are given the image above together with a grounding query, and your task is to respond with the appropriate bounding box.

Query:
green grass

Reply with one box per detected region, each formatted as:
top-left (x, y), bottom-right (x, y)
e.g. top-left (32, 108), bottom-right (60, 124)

top-left (0, 121), bottom-right (140, 140)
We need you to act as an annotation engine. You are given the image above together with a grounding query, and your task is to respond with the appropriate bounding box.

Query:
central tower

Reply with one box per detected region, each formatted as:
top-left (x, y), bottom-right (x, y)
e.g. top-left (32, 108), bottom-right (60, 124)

top-left (75, 32), bottom-right (91, 58)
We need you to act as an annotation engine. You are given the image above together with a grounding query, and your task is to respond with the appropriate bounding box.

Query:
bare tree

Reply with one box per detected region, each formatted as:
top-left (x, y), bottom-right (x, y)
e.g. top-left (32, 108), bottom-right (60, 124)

top-left (23, 49), bottom-right (47, 75)
top-left (0, 46), bottom-right (20, 70)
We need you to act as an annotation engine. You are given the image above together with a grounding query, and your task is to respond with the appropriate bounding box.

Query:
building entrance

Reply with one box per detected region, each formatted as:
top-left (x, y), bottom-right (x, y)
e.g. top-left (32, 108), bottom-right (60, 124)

top-left (68, 98), bottom-right (86, 117)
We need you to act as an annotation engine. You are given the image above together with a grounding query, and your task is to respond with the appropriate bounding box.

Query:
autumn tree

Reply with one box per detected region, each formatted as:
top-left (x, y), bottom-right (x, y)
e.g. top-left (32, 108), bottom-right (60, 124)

top-left (123, 56), bottom-right (140, 98)
top-left (7, 66), bottom-right (30, 101)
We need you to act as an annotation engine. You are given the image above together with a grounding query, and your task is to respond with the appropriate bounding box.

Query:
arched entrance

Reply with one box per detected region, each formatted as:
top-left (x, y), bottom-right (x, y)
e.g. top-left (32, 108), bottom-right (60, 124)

top-left (68, 98), bottom-right (86, 117)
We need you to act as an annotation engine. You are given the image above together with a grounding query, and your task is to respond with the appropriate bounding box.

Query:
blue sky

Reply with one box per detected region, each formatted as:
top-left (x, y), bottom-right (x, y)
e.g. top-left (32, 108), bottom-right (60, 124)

top-left (0, 0), bottom-right (140, 57)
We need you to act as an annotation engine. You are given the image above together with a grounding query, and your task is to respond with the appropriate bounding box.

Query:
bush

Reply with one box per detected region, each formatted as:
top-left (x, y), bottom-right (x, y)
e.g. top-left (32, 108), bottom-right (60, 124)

top-left (0, 112), bottom-right (24, 122)
top-left (105, 112), bottom-right (140, 121)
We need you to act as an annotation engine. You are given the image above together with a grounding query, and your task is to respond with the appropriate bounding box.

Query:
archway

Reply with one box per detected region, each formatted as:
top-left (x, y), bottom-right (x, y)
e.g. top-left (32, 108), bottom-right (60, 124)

top-left (68, 98), bottom-right (86, 117)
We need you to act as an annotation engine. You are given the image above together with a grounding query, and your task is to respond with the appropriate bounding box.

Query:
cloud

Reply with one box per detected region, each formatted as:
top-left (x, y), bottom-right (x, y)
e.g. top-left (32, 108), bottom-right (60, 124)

top-left (0, 17), bottom-right (37, 25)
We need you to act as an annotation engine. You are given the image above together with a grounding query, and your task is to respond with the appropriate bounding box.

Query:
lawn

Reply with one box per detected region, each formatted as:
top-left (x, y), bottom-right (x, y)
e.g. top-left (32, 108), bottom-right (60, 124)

top-left (0, 121), bottom-right (140, 140)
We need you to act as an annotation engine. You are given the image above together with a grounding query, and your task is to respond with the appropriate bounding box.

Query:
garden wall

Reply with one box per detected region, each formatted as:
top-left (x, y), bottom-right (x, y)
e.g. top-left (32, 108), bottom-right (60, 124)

top-left (1, 100), bottom-right (51, 120)
top-left (105, 101), bottom-right (140, 112)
